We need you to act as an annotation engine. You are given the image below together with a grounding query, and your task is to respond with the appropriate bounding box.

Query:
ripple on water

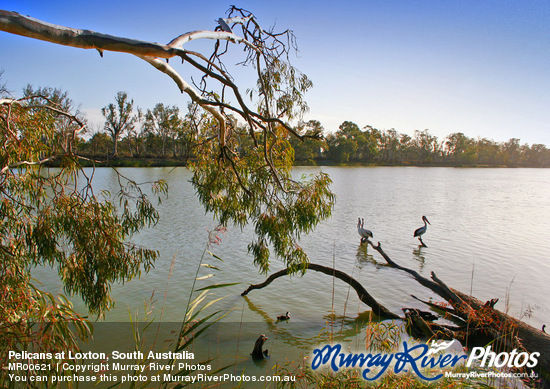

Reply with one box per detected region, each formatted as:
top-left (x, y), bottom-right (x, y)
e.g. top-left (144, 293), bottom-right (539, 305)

top-left (33, 167), bottom-right (550, 362)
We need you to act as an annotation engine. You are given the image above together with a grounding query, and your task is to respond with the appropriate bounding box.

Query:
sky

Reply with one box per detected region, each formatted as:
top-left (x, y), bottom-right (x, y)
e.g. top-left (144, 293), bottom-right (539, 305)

top-left (1, 0), bottom-right (549, 145)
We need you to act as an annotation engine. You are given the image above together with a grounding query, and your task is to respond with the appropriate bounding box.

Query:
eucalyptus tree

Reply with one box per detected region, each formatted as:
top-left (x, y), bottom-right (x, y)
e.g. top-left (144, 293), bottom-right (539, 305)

top-left (288, 120), bottom-right (326, 163)
top-left (86, 131), bottom-right (112, 156)
top-left (0, 81), bottom-right (166, 368)
top-left (325, 121), bottom-right (357, 163)
top-left (413, 129), bottom-right (440, 164)
top-left (0, 7), bottom-right (335, 273)
top-left (444, 132), bottom-right (476, 165)
top-left (379, 128), bottom-right (400, 164)
top-left (524, 143), bottom-right (550, 167)
top-left (101, 91), bottom-right (136, 157)
top-left (361, 125), bottom-right (381, 162)
top-left (502, 138), bottom-right (522, 166)
top-left (144, 103), bottom-right (182, 158)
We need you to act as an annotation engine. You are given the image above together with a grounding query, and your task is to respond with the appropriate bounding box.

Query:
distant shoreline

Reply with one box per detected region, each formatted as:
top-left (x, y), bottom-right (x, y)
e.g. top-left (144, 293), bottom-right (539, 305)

top-left (59, 157), bottom-right (545, 169)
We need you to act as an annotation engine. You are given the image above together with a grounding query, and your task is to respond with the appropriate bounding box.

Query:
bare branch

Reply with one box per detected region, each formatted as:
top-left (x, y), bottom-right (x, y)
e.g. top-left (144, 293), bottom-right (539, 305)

top-left (0, 10), bottom-right (178, 58)
top-left (136, 55), bottom-right (227, 145)
top-left (0, 10), bottom-right (253, 147)
top-left (1, 156), bottom-right (58, 174)
top-left (241, 263), bottom-right (401, 320)
top-left (167, 30), bottom-right (258, 52)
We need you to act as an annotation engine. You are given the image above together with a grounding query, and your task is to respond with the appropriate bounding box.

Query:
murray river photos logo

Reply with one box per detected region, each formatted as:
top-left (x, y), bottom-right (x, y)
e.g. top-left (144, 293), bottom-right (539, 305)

top-left (311, 340), bottom-right (540, 381)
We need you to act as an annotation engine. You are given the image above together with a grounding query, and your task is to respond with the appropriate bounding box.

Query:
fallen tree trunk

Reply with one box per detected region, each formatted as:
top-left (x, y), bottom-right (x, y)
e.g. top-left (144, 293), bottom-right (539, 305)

top-left (242, 240), bottom-right (550, 387)
top-left (241, 263), bottom-right (400, 320)
top-left (366, 239), bottom-right (550, 378)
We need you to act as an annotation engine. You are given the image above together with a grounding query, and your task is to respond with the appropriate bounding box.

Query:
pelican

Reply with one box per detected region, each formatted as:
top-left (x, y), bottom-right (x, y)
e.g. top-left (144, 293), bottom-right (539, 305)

top-left (251, 334), bottom-right (269, 360)
top-left (414, 216), bottom-right (430, 246)
top-left (276, 312), bottom-right (290, 321)
top-left (543, 324), bottom-right (547, 334)
top-left (357, 217), bottom-right (373, 243)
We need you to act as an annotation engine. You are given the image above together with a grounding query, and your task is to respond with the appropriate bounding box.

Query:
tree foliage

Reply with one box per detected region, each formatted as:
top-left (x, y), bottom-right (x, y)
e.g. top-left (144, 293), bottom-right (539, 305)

top-left (0, 83), bottom-right (167, 364)
top-left (144, 103), bottom-right (182, 158)
top-left (0, 8), bottom-right (336, 271)
top-left (191, 119), bottom-right (334, 274)
top-left (101, 91), bottom-right (136, 157)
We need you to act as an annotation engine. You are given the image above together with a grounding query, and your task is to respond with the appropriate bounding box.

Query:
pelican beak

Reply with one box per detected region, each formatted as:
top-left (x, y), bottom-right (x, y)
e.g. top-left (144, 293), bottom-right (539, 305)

top-left (426, 218), bottom-right (431, 225)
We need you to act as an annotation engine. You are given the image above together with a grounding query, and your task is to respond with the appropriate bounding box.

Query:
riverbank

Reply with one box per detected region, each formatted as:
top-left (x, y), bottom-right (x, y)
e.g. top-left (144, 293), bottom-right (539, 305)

top-left (69, 156), bottom-right (528, 169)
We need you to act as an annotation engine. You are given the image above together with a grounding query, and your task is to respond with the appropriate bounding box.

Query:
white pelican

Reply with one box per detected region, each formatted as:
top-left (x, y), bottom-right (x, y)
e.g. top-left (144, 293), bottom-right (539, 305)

top-left (357, 217), bottom-right (373, 243)
top-left (414, 216), bottom-right (431, 246)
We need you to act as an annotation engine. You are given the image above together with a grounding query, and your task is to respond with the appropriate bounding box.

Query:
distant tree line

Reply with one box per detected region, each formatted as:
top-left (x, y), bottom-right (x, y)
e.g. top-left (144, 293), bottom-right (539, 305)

top-left (288, 120), bottom-right (550, 167)
top-left (29, 89), bottom-right (548, 168)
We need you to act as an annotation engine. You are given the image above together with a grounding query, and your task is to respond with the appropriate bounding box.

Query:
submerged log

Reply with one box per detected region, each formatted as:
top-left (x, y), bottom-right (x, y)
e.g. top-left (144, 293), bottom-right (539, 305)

top-left (242, 240), bottom-right (550, 386)
top-left (241, 263), bottom-right (400, 320)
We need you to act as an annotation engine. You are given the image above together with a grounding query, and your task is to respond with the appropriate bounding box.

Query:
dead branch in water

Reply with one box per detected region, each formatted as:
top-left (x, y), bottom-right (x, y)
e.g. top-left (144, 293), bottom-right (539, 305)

top-left (242, 239), bottom-right (550, 385)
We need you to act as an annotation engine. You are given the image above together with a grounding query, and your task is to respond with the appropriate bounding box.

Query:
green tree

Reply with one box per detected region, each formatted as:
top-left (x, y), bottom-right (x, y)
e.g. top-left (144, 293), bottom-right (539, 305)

top-left (476, 137), bottom-right (500, 165)
top-left (326, 132), bottom-right (356, 163)
top-left (326, 121), bottom-right (362, 163)
top-left (361, 125), bottom-right (381, 162)
top-left (524, 143), bottom-right (550, 167)
top-left (126, 107), bottom-right (146, 157)
top-left (379, 128), bottom-right (400, 164)
top-left (144, 103), bottom-right (182, 158)
top-left (413, 129), bottom-right (440, 164)
top-left (444, 132), bottom-right (476, 165)
top-left (101, 91), bottom-right (136, 157)
top-left (81, 131), bottom-right (112, 156)
top-left (0, 84), bottom-right (166, 369)
top-left (398, 133), bottom-right (414, 163)
top-left (1, 7), bottom-right (335, 274)
top-left (289, 120), bottom-right (325, 164)
top-left (501, 138), bottom-right (522, 166)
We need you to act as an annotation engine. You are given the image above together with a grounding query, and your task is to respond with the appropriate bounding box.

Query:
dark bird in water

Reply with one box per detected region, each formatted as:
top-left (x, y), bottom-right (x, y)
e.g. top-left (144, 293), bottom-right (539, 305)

top-left (543, 325), bottom-right (547, 334)
top-left (414, 216), bottom-right (431, 246)
top-left (217, 18), bottom-right (233, 33)
top-left (251, 334), bottom-right (269, 360)
top-left (276, 312), bottom-right (290, 321)
top-left (357, 217), bottom-right (373, 243)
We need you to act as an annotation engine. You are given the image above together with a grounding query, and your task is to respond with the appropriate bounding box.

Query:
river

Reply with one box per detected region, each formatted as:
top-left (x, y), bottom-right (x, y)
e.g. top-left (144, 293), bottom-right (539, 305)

top-left (33, 166), bottom-right (550, 380)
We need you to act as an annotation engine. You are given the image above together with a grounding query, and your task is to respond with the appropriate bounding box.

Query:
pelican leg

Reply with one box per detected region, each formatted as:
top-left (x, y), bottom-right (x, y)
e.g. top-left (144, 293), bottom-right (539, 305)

top-left (418, 237), bottom-right (427, 248)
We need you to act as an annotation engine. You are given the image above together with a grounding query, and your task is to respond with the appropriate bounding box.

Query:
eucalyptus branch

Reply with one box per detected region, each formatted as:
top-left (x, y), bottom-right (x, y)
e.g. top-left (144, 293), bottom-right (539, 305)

top-left (222, 148), bottom-right (252, 197)
top-left (2, 156), bottom-right (58, 174)
top-left (2, 6), bottom-right (335, 274)
top-left (136, 55), bottom-right (227, 146)
top-left (0, 10), bottom-right (255, 148)
top-left (1, 96), bottom-right (86, 132)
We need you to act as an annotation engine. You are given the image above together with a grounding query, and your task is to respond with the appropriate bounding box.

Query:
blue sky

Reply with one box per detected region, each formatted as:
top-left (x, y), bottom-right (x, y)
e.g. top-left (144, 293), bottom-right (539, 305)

top-left (1, 0), bottom-right (549, 145)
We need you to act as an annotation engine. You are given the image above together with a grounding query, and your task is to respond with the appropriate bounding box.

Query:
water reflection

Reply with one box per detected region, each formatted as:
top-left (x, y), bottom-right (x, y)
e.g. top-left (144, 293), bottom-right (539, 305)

top-left (243, 296), bottom-right (314, 348)
top-left (243, 295), bottom-right (383, 351)
top-left (33, 167), bottom-right (550, 364)
top-left (354, 243), bottom-right (376, 269)
top-left (412, 245), bottom-right (427, 270)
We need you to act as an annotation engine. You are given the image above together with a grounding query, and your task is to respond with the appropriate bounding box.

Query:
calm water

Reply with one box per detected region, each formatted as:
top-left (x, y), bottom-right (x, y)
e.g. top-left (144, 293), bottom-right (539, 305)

top-left (34, 167), bottom-right (550, 375)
